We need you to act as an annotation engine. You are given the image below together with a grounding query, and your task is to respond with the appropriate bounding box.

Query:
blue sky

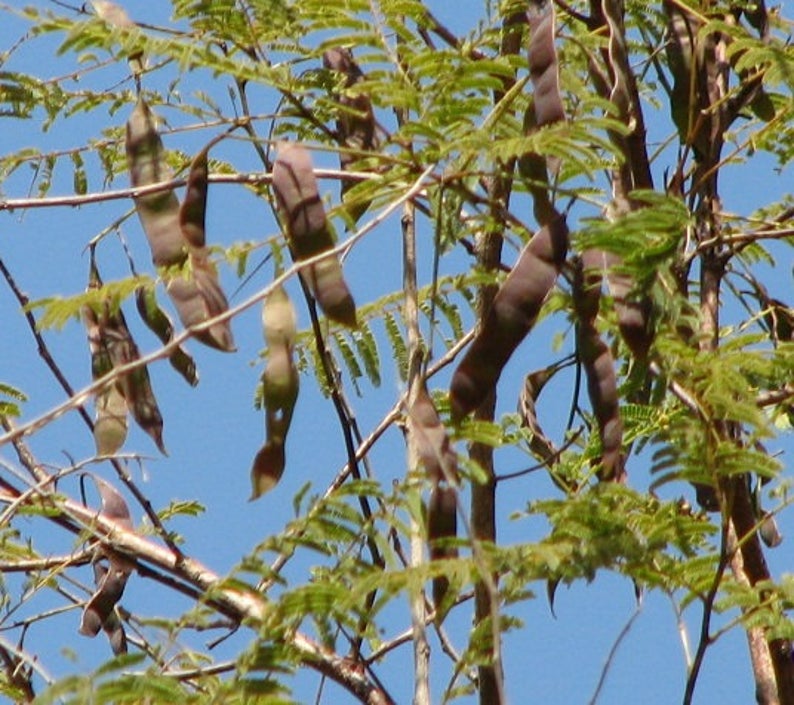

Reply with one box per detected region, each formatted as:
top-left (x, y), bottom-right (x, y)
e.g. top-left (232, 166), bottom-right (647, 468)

top-left (0, 2), bottom-right (792, 703)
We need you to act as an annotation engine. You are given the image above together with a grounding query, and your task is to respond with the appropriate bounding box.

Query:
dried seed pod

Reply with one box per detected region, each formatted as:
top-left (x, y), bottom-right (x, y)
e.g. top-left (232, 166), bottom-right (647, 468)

top-left (574, 251), bottom-right (625, 482)
top-left (602, 251), bottom-right (653, 361)
top-left (271, 142), bottom-right (357, 327)
top-left (428, 484), bottom-right (458, 617)
top-left (407, 382), bottom-right (458, 485)
top-left (126, 98), bottom-right (186, 267)
top-left (135, 285), bottom-right (198, 386)
top-left (250, 438), bottom-right (286, 500)
top-left (127, 101), bottom-right (235, 351)
top-left (179, 146), bottom-right (209, 250)
top-left (450, 215), bottom-right (568, 421)
top-left (527, 0), bottom-right (565, 127)
top-left (79, 476), bottom-right (134, 654)
top-left (165, 259), bottom-right (236, 352)
top-left (323, 47), bottom-right (377, 224)
top-left (85, 261), bottom-right (166, 455)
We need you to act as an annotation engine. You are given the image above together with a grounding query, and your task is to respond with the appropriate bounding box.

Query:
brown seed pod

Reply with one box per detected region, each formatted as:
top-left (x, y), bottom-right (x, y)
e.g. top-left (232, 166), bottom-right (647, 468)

top-left (85, 261), bottom-right (166, 455)
top-left (323, 47), bottom-right (377, 224)
top-left (450, 214), bottom-right (568, 421)
top-left (407, 382), bottom-right (458, 485)
top-left (428, 484), bottom-right (458, 617)
top-left (79, 476), bottom-right (134, 654)
top-left (126, 98), bottom-right (186, 268)
top-left (127, 100), bottom-right (235, 351)
top-left (271, 142), bottom-right (357, 327)
top-left (527, 0), bottom-right (565, 127)
top-left (574, 251), bottom-right (625, 482)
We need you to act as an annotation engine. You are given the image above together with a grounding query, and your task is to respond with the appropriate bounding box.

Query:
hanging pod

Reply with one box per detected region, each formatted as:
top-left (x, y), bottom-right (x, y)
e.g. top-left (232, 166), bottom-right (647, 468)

top-left (407, 382), bottom-right (459, 486)
top-left (427, 483), bottom-right (458, 618)
top-left (126, 99), bottom-right (235, 351)
top-left (135, 285), bottom-right (199, 386)
top-left (84, 259), bottom-right (166, 455)
top-left (250, 285), bottom-right (299, 499)
top-left (573, 251), bottom-right (625, 482)
top-left (323, 47), bottom-right (377, 224)
top-left (450, 214), bottom-right (569, 421)
top-left (79, 476), bottom-right (135, 655)
top-left (527, 0), bottom-right (565, 128)
top-left (271, 141), bottom-right (358, 328)
top-left (126, 98), bottom-right (186, 267)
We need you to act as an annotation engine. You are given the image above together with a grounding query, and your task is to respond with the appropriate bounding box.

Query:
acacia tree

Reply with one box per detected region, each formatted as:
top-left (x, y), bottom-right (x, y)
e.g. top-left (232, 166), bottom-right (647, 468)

top-left (0, 0), bottom-right (793, 702)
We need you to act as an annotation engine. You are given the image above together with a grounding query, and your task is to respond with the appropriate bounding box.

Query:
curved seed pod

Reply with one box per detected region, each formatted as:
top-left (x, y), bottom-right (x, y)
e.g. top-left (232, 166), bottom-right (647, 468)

top-left (85, 302), bottom-right (129, 455)
top-left (79, 476), bottom-right (134, 654)
top-left (126, 98), bottom-right (186, 267)
top-left (407, 382), bottom-right (458, 485)
top-left (602, 251), bottom-right (653, 361)
top-left (574, 251), bottom-right (625, 482)
top-left (527, 0), bottom-right (565, 127)
top-left (428, 484), bottom-right (458, 618)
top-left (323, 47), bottom-right (377, 224)
top-left (250, 439), bottom-right (286, 500)
top-left (85, 261), bottom-right (166, 454)
top-left (135, 286), bottom-right (198, 386)
top-left (165, 259), bottom-right (236, 352)
top-left (250, 286), bottom-right (299, 500)
top-left (759, 512), bottom-right (783, 548)
top-left (450, 214), bottom-right (568, 421)
top-left (271, 142), bottom-right (358, 327)
top-left (179, 146), bottom-right (209, 250)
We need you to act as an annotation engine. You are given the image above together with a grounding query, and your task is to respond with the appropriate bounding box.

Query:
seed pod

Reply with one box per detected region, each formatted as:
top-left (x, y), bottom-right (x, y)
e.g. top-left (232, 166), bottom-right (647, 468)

top-left (179, 146), bottom-right (209, 250)
top-left (250, 286), bottom-right (299, 500)
top-left (323, 47), bottom-right (377, 224)
top-left (126, 98), bottom-right (186, 267)
top-left (250, 438), bottom-right (286, 500)
top-left (135, 286), bottom-right (198, 386)
top-left (407, 382), bottom-right (458, 485)
top-left (85, 261), bottom-right (166, 455)
top-left (127, 101), bottom-right (235, 351)
top-left (527, 0), bottom-right (565, 127)
top-left (574, 251), bottom-right (625, 482)
top-left (165, 259), bottom-right (236, 352)
top-left (79, 476), bottom-right (134, 654)
top-left (271, 142), bottom-right (357, 327)
top-left (450, 214), bottom-right (568, 421)
top-left (602, 251), bottom-right (653, 361)
top-left (93, 384), bottom-right (128, 456)
top-left (428, 484), bottom-right (458, 618)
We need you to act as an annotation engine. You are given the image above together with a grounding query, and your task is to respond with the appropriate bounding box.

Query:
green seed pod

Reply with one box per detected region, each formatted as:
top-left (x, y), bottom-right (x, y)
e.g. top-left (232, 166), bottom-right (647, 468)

top-left (271, 142), bottom-right (358, 327)
top-left (250, 286), bottom-right (300, 500)
top-left (93, 384), bottom-right (128, 456)
top-left (126, 98), bottom-right (186, 267)
top-left (179, 147), bottom-right (209, 250)
top-left (262, 284), bottom-right (297, 348)
top-left (450, 215), bottom-right (568, 421)
top-left (135, 286), bottom-right (198, 386)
